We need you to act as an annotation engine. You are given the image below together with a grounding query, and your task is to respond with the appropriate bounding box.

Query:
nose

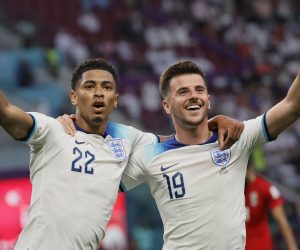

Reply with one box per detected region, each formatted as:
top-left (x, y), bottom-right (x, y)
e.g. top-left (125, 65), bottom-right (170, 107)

top-left (189, 89), bottom-right (199, 99)
top-left (94, 85), bottom-right (104, 97)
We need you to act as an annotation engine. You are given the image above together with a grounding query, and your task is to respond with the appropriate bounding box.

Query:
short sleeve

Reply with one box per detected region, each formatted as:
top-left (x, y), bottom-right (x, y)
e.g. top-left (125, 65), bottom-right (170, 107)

top-left (26, 112), bottom-right (60, 148)
top-left (266, 184), bottom-right (284, 210)
top-left (235, 115), bottom-right (271, 152)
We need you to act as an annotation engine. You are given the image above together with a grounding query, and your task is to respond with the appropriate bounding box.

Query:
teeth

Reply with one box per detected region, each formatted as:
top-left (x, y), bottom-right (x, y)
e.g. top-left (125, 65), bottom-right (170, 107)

top-left (187, 105), bottom-right (200, 110)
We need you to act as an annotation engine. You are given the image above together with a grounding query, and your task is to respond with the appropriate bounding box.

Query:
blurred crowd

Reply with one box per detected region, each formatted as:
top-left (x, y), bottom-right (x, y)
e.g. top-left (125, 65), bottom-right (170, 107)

top-left (0, 0), bottom-right (300, 249)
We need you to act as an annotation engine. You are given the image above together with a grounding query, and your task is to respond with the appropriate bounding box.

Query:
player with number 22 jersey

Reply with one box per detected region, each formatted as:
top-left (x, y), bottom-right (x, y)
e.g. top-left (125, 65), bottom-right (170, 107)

top-left (15, 112), bottom-right (157, 250)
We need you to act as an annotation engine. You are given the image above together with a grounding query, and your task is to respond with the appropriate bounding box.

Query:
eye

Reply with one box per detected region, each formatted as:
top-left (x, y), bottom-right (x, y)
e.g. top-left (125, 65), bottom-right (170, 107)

top-left (178, 89), bottom-right (188, 96)
top-left (103, 84), bottom-right (113, 90)
top-left (84, 84), bottom-right (94, 89)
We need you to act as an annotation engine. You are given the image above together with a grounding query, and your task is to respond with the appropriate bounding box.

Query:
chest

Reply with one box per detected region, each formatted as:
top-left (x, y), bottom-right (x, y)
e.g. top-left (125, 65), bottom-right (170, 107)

top-left (145, 146), bottom-right (247, 202)
top-left (39, 134), bottom-right (133, 176)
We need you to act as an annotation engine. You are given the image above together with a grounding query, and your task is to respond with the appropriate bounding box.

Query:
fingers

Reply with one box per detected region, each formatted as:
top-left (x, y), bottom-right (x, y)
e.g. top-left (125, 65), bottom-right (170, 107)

top-left (218, 130), bottom-right (226, 151)
top-left (57, 114), bottom-right (76, 136)
top-left (70, 114), bottom-right (76, 120)
top-left (219, 127), bottom-right (239, 150)
top-left (218, 120), bottom-right (244, 150)
top-left (222, 130), bottom-right (236, 150)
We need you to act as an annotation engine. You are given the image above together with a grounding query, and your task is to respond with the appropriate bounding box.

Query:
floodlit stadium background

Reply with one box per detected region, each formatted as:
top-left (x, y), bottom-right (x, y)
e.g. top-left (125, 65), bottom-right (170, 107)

top-left (0, 0), bottom-right (299, 249)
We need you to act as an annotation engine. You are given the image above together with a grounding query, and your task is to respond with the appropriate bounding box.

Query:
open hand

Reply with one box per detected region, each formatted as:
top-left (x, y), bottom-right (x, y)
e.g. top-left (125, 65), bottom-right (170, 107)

top-left (57, 114), bottom-right (76, 136)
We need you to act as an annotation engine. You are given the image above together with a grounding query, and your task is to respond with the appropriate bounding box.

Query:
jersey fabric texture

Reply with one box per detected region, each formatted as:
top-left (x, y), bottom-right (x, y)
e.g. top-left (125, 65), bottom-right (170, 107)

top-left (14, 112), bottom-right (157, 250)
top-left (121, 115), bottom-right (272, 250)
top-left (245, 175), bottom-right (284, 250)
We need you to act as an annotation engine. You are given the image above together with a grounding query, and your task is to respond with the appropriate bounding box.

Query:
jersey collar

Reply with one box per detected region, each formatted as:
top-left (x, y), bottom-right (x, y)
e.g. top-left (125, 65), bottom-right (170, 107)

top-left (74, 121), bottom-right (108, 138)
top-left (165, 131), bottom-right (218, 148)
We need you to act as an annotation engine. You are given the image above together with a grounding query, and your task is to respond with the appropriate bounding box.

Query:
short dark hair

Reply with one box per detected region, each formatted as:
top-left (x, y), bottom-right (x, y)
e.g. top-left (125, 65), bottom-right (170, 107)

top-left (159, 60), bottom-right (206, 98)
top-left (71, 58), bottom-right (118, 90)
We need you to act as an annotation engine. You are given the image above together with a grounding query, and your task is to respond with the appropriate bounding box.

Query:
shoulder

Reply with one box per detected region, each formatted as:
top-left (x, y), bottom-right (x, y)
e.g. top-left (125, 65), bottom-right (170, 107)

top-left (106, 122), bottom-right (139, 138)
top-left (106, 121), bottom-right (157, 141)
top-left (255, 175), bottom-right (272, 188)
top-left (26, 112), bottom-right (65, 144)
top-left (28, 112), bottom-right (62, 131)
top-left (29, 112), bottom-right (60, 126)
top-left (255, 176), bottom-right (278, 196)
top-left (134, 137), bottom-right (182, 159)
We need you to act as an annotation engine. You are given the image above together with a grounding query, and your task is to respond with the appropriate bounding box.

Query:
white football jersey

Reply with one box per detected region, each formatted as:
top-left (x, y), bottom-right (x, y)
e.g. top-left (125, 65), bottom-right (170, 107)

top-left (121, 115), bottom-right (271, 250)
top-left (15, 112), bottom-right (157, 250)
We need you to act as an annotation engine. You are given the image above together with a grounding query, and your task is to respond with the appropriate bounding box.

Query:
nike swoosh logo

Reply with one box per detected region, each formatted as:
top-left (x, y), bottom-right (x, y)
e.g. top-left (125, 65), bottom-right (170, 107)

top-left (160, 163), bottom-right (179, 172)
top-left (75, 140), bottom-right (85, 145)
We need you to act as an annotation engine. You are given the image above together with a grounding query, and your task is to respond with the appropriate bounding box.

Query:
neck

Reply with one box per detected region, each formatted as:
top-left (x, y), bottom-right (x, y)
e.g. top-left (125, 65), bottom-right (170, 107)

top-left (174, 120), bottom-right (212, 145)
top-left (75, 115), bottom-right (107, 136)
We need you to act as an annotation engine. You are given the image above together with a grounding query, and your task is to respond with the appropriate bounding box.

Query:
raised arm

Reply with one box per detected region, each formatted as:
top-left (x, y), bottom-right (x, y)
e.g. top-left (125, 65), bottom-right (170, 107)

top-left (0, 91), bottom-right (33, 139)
top-left (266, 69), bottom-right (300, 138)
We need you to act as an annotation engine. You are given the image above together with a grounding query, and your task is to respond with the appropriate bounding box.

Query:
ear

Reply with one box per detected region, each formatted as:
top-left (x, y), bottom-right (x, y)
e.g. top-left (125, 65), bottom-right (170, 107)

top-left (114, 93), bottom-right (119, 109)
top-left (208, 95), bottom-right (211, 110)
top-left (70, 90), bottom-right (77, 106)
top-left (162, 99), bottom-right (171, 115)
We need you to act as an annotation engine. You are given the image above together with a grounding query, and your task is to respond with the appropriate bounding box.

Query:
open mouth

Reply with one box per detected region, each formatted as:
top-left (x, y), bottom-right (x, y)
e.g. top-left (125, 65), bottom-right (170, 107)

top-left (92, 102), bottom-right (105, 112)
top-left (186, 104), bottom-right (201, 111)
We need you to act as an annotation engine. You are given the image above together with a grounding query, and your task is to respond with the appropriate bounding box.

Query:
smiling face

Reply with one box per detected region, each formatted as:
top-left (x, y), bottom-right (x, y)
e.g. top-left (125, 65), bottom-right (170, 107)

top-left (163, 73), bottom-right (210, 129)
top-left (70, 69), bottom-right (118, 132)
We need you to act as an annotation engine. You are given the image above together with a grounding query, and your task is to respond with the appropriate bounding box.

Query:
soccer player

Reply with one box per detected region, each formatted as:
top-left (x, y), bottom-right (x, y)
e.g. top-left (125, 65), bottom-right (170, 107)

top-left (245, 161), bottom-right (298, 250)
top-left (0, 58), bottom-right (242, 250)
top-left (121, 60), bottom-right (300, 249)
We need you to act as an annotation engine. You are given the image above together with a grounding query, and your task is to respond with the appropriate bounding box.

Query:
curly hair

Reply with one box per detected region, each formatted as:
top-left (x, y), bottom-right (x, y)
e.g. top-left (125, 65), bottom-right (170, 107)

top-left (71, 58), bottom-right (118, 90)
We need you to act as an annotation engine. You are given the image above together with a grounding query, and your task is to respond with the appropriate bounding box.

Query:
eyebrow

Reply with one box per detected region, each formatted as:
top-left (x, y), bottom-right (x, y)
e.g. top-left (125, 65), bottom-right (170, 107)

top-left (176, 85), bottom-right (206, 91)
top-left (82, 80), bottom-right (114, 85)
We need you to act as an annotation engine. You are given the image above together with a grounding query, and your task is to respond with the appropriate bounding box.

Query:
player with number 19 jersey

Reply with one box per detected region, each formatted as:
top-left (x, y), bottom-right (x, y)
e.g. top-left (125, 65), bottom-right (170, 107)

top-left (121, 115), bottom-right (272, 250)
top-left (15, 112), bottom-right (158, 250)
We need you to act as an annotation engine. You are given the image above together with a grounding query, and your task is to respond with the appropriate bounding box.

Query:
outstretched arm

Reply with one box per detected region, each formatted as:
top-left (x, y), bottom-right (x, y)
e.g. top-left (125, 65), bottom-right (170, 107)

top-left (208, 115), bottom-right (244, 150)
top-left (271, 205), bottom-right (298, 250)
top-left (266, 69), bottom-right (300, 138)
top-left (0, 91), bottom-right (33, 139)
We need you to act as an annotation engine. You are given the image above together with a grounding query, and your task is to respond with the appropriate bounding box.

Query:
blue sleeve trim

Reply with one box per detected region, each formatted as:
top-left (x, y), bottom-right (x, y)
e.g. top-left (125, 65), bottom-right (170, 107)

top-left (23, 114), bottom-right (37, 142)
top-left (262, 113), bottom-right (274, 142)
top-left (156, 135), bottom-right (160, 143)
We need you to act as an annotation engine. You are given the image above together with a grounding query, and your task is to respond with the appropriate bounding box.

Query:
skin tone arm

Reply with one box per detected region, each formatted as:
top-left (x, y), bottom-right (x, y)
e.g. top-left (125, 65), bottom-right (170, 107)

top-left (57, 114), bottom-right (244, 150)
top-left (266, 69), bottom-right (300, 138)
top-left (271, 205), bottom-right (299, 250)
top-left (0, 91), bottom-right (33, 139)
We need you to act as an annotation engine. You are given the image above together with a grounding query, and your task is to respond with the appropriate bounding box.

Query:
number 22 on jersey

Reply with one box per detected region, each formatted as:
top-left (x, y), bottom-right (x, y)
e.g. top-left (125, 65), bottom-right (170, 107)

top-left (71, 147), bottom-right (95, 175)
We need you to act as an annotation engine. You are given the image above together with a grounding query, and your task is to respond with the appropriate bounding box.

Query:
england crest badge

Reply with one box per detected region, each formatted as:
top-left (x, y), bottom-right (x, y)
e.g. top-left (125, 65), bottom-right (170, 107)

top-left (107, 139), bottom-right (126, 160)
top-left (210, 148), bottom-right (231, 166)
